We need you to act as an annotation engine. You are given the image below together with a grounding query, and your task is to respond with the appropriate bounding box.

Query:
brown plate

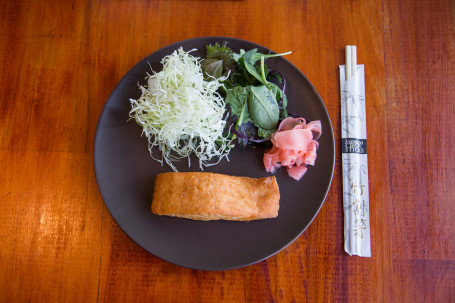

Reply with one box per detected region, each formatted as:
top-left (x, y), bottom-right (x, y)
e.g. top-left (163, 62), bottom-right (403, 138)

top-left (93, 37), bottom-right (335, 270)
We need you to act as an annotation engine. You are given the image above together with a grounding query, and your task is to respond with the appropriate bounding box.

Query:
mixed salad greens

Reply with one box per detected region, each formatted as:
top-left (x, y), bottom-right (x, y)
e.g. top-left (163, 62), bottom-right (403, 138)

top-left (201, 42), bottom-right (291, 147)
top-left (129, 42), bottom-right (292, 171)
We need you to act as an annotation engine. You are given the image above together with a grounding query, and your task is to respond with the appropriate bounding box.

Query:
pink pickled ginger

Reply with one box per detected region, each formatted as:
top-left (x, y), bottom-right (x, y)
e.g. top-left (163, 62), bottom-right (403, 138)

top-left (263, 117), bottom-right (321, 181)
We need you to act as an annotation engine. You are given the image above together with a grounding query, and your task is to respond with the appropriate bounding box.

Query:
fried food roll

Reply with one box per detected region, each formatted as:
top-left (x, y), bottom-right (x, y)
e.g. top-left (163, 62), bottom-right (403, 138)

top-left (152, 172), bottom-right (280, 221)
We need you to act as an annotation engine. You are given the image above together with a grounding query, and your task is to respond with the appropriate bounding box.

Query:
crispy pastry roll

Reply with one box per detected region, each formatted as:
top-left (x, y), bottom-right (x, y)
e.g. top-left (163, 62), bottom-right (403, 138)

top-left (152, 172), bottom-right (280, 221)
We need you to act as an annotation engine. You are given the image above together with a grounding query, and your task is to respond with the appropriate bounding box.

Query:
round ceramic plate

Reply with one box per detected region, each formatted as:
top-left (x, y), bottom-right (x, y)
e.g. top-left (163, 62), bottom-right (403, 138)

top-left (94, 37), bottom-right (335, 270)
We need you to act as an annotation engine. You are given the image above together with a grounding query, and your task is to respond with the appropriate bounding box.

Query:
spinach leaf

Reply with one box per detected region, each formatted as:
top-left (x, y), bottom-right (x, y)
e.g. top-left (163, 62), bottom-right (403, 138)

top-left (257, 126), bottom-right (274, 138)
top-left (248, 85), bottom-right (280, 130)
top-left (259, 56), bottom-right (272, 90)
top-left (234, 49), bottom-right (292, 88)
top-left (268, 82), bottom-right (288, 119)
top-left (241, 48), bottom-right (260, 66)
top-left (237, 48), bottom-right (291, 67)
top-left (248, 51), bottom-right (292, 65)
top-left (232, 49), bottom-right (246, 62)
top-left (268, 82), bottom-right (280, 99)
top-left (244, 59), bottom-right (267, 85)
top-left (235, 56), bottom-right (258, 85)
top-left (234, 49), bottom-right (265, 84)
top-left (225, 86), bottom-right (251, 126)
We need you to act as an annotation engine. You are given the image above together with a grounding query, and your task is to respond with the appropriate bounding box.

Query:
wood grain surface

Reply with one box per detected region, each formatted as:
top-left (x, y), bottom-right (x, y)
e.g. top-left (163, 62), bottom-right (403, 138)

top-left (1, 0), bottom-right (454, 302)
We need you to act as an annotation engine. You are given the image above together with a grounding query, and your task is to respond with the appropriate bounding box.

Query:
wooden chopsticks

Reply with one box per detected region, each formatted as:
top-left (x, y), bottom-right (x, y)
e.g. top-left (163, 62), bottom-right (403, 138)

top-left (345, 45), bottom-right (357, 80)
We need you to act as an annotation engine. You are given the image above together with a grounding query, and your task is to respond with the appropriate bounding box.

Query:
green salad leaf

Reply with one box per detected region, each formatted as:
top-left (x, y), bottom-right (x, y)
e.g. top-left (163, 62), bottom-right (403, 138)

top-left (248, 85), bottom-right (280, 130)
top-left (201, 59), bottom-right (224, 79)
top-left (202, 43), bottom-right (292, 146)
top-left (225, 86), bottom-right (251, 126)
top-left (203, 42), bottom-right (237, 81)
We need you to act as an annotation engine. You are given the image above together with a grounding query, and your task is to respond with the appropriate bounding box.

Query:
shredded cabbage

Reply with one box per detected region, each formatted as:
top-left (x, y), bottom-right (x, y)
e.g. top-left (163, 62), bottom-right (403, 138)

top-left (129, 47), bottom-right (230, 171)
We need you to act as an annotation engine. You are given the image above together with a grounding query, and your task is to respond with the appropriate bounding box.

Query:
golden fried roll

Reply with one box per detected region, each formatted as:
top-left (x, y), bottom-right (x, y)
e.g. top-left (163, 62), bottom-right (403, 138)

top-left (152, 172), bottom-right (280, 221)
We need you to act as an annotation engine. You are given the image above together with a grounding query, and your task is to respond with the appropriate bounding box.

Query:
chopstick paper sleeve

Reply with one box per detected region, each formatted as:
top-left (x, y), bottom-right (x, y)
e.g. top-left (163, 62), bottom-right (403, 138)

top-left (339, 64), bottom-right (371, 257)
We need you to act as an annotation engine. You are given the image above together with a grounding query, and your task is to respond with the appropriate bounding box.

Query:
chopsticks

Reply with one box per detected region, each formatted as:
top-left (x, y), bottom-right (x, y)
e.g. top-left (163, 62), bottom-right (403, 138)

top-left (345, 45), bottom-right (357, 80)
top-left (340, 45), bottom-right (371, 257)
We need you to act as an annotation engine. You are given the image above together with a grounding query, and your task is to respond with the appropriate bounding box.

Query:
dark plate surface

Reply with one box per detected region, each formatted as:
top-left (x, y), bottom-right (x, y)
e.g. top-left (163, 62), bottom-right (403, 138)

top-left (93, 37), bottom-right (335, 271)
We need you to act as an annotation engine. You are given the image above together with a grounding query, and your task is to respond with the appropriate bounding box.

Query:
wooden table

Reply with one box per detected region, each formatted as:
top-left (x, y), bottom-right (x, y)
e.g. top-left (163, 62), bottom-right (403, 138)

top-left (1, 0), bottom-right (454, 302)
